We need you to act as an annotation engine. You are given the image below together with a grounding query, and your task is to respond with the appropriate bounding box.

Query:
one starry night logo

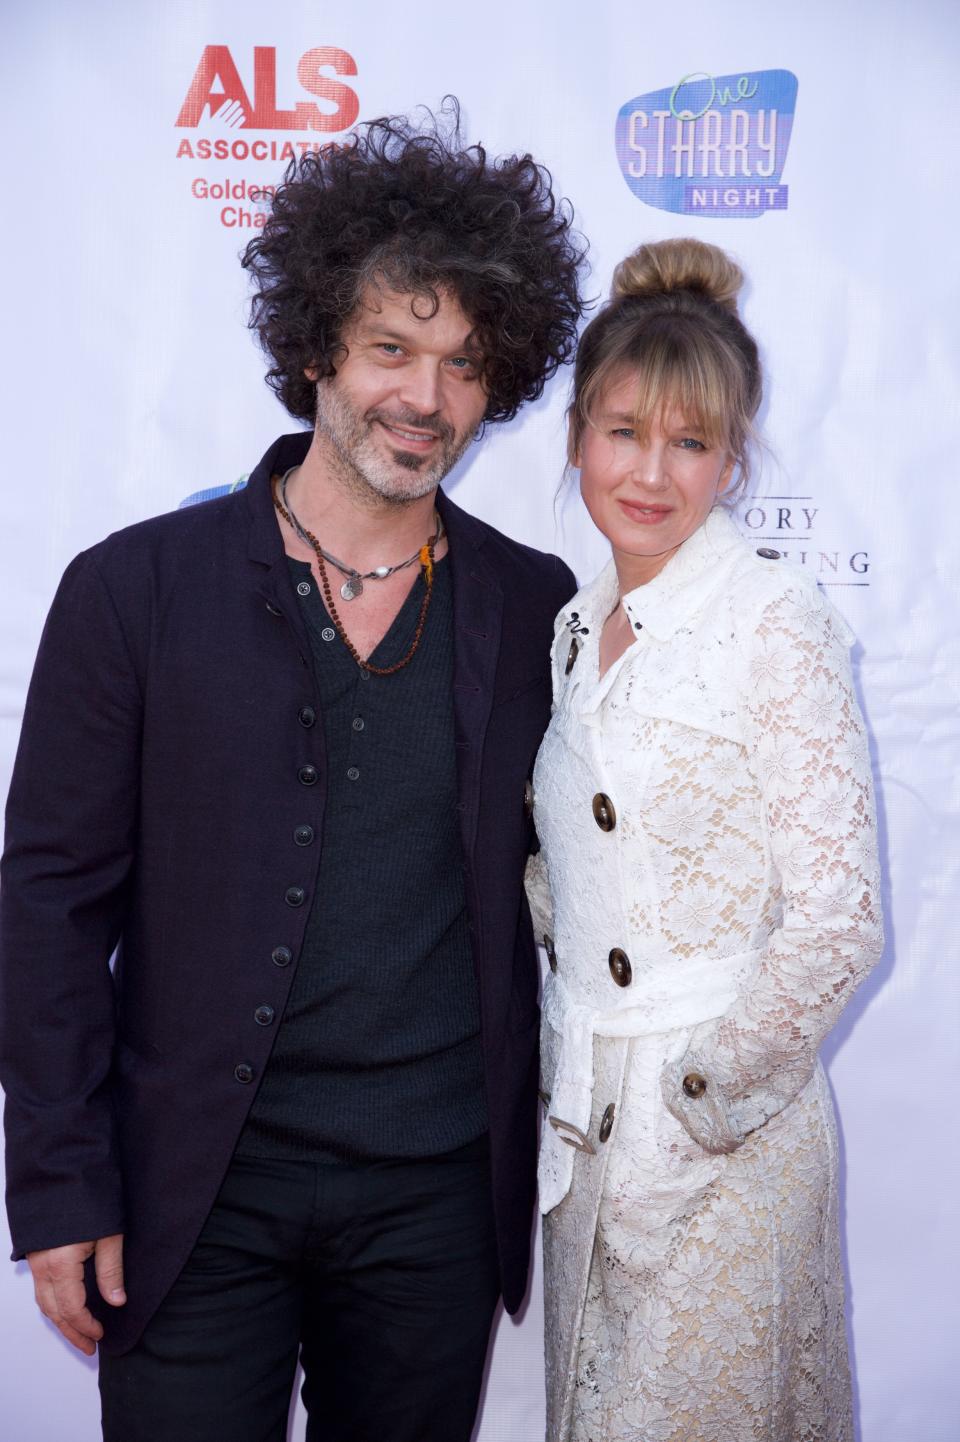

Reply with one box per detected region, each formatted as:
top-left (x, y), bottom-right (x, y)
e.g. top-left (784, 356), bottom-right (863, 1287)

top-left (614, 69), bottom-right (798, 219)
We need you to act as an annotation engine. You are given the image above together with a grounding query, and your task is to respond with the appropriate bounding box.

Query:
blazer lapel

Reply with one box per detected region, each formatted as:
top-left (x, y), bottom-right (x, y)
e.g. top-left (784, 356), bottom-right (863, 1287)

top-left (439, 490), bottom-right (504, 862)
top-left (245, 434), bottom-right (315, 662)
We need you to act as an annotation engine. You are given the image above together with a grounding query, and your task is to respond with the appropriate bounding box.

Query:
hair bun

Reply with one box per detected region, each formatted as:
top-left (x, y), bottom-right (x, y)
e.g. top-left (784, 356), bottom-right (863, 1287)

top-left (611, 237), bottom-right (744, 313)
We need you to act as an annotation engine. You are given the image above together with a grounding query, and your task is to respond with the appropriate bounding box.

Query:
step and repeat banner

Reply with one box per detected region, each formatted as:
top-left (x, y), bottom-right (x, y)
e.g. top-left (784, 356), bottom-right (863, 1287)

top-left (1, 1), bottom-right (957, 1437)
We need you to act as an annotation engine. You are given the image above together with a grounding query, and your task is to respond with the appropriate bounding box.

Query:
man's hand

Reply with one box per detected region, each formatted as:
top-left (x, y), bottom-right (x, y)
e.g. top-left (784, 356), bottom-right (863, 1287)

top-left (26, 1233), bottom-right (126, 1355)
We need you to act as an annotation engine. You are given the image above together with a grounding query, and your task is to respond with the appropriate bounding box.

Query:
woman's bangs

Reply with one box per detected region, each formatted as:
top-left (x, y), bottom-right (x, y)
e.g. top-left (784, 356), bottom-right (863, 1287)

top-left (627, 351), bottom-right (730, 453)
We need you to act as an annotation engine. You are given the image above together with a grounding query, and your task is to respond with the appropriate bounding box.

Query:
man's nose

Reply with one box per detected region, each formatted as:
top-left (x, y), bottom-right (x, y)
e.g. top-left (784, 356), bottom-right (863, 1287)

top-left (397, 361), bottom-right (442, 420)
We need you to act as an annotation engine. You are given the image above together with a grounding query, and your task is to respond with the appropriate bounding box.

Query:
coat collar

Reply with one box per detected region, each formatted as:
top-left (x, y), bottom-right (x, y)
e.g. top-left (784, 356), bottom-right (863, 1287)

top-left (560, 506), bottom-right (745, 642)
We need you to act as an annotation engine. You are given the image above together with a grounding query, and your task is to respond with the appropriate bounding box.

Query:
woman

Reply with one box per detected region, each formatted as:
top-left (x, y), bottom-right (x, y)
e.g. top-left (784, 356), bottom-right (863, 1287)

top-left (527, 238), bottom-right (883, 1441)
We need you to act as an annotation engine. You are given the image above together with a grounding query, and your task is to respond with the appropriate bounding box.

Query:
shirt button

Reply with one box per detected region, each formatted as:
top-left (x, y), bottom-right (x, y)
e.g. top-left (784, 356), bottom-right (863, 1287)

top-left (298, 765), bottom-right (319, 786)
top-left (293, 824), bottom-right (314, 846)
top-left (565, 637), bottom-right (579, 675)
top-left (523, 780), bottom-right (534, 818)
top-left (543, 934), bottom-right (558, 973)
top-left (297, 581), bottom-right (311, 596)
top-left (358, 667), bottom-right (371, 681)
top-left (285, 886), bottom-right (305, 907)
top-left (254, 1005), bottom-right (275, 1026)
top-left (683, 1073), bottom-right (708, 1098)
top-left (271, 946), bottom-right (292, 966)
top-left (298, 706), bottom-right (316, 728)
top-left (352, 716), bottom-right (365, 732)
top-left (608, 947), bottom-right (632, 988)
top-left (234, 1062), bottom-right (254, 1084)
top-left (346, 766), bottom-right (360, 782)
top-left (599, 1103), bottom-right (616, 1143)
top-left (321, 627), bottom-right (336, 642)
top-left (756, 547), bottom-right (781, 560)
top-left (592, 793), bottom-right (617, 831)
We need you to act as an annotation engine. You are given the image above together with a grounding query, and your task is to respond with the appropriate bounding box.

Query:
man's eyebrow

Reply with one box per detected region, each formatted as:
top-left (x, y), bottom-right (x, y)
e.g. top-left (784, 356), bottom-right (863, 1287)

top-left (355, 324), bottom-right (411, 343)
top-left (356, 321), bottom-right (481, 354)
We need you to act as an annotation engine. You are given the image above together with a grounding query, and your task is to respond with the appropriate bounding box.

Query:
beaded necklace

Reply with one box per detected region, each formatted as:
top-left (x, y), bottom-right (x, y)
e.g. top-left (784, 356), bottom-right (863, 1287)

top-left (279, 467), bottom-right (444, 601)
top-left (271, 477), bottom-right (440, 677)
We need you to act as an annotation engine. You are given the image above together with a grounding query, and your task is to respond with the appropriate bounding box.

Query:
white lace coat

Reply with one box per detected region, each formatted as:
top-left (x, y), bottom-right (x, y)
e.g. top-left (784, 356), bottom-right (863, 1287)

top-left (526, 508), bottom-right (883, 1442)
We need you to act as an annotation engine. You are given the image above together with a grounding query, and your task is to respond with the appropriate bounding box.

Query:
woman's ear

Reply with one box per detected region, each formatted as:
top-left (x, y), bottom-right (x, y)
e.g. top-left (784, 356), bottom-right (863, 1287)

top-left (717, 454), bottom-right (736, 495)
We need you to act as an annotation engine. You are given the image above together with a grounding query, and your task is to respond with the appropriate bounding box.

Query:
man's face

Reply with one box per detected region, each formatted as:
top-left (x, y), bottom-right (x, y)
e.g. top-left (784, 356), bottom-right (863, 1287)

top-left (312, 285), bottom-right (488, 504)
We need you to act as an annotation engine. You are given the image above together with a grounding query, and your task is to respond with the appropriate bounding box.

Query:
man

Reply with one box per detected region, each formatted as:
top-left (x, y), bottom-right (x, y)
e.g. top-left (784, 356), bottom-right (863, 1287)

top-left (0, 108), bottom-right (584, 1440)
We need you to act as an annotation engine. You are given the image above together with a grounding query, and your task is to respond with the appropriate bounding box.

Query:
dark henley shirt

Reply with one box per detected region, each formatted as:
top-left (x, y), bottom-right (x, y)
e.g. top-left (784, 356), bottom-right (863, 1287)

top-left (237, 553), bottom-right (488, 1162)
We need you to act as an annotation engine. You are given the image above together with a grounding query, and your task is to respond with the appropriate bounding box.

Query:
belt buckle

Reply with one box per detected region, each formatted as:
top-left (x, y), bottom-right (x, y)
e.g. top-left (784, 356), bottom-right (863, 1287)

top-left (548, 1115), bottom-right (596, 1155)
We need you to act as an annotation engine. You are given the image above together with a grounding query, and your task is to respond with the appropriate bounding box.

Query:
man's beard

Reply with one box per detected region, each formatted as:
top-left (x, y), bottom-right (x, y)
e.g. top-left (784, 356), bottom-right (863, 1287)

top-left (314, 384), bottom-right (478, 505)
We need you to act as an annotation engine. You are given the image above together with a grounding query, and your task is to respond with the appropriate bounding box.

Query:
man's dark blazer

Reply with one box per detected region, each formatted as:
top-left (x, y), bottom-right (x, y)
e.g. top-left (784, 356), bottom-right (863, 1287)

top-left (0, 431), bottom-right (576, 1354)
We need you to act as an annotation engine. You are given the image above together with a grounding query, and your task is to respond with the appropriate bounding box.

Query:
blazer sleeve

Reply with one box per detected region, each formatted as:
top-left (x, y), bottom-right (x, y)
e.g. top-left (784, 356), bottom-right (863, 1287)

top-left (0, 549), bottom-right (142, 1256)
top-left (661, 579), bottom-right (884, 1153)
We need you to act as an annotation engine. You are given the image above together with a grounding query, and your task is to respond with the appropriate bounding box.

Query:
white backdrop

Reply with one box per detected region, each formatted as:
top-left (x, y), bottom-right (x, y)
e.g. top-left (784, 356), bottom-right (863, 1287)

top-left (1, 1), bottom-right (958, 1437)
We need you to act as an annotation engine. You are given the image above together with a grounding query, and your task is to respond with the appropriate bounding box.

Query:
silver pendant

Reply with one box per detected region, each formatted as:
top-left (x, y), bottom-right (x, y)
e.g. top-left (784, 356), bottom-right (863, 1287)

top-left (340, 576), bottom-right (363, 601)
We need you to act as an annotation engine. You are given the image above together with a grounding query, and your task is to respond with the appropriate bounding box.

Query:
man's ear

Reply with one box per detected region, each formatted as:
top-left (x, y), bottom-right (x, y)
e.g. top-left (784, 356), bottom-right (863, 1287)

top-left (304, 366), bottom-right (319, 381)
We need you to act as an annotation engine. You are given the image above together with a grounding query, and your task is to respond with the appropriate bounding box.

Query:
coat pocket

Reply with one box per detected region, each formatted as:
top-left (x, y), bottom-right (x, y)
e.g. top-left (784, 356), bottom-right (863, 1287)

top-left (604, 1033), bottom-right (723, 1204)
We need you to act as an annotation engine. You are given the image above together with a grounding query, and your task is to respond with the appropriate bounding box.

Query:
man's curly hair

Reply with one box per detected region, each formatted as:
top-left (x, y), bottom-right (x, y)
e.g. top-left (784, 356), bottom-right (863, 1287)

top-left (241, 102), bottom-right (587, 426)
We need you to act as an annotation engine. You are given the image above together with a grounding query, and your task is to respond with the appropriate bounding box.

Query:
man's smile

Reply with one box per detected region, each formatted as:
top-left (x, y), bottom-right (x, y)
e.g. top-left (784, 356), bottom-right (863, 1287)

top-left (377, 419), bottom-right (440, 449)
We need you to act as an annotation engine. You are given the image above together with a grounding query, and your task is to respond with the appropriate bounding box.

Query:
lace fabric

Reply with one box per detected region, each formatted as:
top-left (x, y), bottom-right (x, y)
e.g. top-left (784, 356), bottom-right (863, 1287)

top-left (529, 508), bottom-right (883, 1441)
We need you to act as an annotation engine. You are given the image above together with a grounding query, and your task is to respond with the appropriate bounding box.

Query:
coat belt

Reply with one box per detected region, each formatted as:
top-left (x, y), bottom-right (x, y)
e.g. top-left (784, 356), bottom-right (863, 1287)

top-left (538, 948), bottom-right (760, 1213)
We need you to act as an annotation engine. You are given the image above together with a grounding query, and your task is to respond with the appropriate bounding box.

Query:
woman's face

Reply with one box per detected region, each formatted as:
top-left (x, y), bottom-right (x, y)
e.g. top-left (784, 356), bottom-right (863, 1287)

top-left (575, 371), bottom-right (734, 589)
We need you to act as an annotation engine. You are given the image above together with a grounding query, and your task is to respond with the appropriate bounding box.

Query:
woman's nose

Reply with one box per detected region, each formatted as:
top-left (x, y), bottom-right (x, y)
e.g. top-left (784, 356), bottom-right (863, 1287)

top-left (631, 444), bottom-right (670, 490)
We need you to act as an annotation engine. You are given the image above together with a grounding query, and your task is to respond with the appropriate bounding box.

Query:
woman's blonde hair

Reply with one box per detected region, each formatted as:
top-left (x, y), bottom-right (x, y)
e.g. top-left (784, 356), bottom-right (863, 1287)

top-left (569, 238), bottom-right (762, 494)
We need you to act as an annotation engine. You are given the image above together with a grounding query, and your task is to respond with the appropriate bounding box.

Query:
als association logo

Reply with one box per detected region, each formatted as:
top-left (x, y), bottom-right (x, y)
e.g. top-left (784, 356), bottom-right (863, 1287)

top-left (174, 44), bottom-right (359, 230)
top-left (615, 69), bottom-right (798, 218)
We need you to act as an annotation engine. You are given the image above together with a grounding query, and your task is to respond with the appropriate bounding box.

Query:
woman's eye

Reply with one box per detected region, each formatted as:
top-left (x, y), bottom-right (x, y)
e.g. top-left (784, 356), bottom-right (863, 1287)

top-left (677, 437), bottom-right (706, 450)
top-left (612, 427), bottom-right (635, 439)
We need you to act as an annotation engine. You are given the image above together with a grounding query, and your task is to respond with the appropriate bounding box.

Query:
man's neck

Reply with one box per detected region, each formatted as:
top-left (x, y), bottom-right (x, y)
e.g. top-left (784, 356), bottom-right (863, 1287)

top-left (279, 428), bottom-right (441, 573)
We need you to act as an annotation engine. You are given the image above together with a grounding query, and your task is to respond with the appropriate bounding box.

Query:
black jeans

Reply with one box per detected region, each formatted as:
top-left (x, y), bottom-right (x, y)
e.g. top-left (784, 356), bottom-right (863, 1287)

top-left (99, 1136), bottom-right (500, 1442)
